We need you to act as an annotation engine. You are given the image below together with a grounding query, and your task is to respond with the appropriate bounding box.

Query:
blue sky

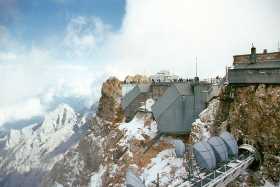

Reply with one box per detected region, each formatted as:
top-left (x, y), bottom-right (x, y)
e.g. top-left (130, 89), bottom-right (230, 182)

top-left (0, 0), bottom-right (125, 45)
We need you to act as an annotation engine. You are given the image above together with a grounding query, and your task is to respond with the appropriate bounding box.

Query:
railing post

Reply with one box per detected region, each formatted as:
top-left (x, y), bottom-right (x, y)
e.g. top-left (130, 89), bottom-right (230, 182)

top-left (214, 170), bottom-right (215, 179)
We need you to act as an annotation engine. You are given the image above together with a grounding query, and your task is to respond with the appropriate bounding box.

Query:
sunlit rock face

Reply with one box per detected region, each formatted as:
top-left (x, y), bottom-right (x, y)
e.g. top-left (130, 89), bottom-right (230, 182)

top-left (97, 77), bottom-right (123, 123)
top-left (214, 84), bottom-right (280, 185)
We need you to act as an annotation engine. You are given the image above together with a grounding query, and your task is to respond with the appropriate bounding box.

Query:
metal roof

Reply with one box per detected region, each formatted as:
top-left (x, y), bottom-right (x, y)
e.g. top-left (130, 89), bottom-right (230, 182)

top-left (220, 131), bottom-right (238, 156)
top-left (193, 141), bottom-right (216, 170)
top-left (208, 136), bottom-right (228, 162)
top-left (152, 83), bottom-right (193, 118)
top-left (173, 82), bottom-right (194, 95)
top-left (151, 84), bottom-right (179, 119)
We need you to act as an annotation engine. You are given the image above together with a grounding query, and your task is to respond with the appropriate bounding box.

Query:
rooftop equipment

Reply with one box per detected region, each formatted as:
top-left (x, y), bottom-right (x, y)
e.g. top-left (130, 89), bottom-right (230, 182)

top-left (250, 45), bottom-right (257, 63)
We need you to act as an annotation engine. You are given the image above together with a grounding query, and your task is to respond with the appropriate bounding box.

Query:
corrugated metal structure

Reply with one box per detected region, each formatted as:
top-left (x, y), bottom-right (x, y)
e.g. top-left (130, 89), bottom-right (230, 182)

top-left (208, 136), bottom-right (228, 162)
top-left (173, 132), bottom-right (260, 187)
top-left (122, 84), bottom-right (151, 121)
top-left (193, 141), bottom-right (217, 170)
top-left (220, 131), bottom-right (238, 156)
top-left (228, 47), bottom-right (280, 84)
top-left (151, 81), bottom-right (209, 134)
top-left (192, 132), bottom-right (239, 171)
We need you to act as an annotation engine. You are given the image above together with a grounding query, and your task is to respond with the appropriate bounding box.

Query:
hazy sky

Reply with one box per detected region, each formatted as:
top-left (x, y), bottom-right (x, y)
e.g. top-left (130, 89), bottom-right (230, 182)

top-left (0, 0), bottom-right (280, 127)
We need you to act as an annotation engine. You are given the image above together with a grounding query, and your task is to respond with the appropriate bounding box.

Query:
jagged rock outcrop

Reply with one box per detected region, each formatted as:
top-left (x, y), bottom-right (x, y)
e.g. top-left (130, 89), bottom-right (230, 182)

top-left (214, 84), bottom-right (280, 185)
top-left (42, 77), bottom-right (125, 187)
top-left (97, 77), bottom-right (123, 123)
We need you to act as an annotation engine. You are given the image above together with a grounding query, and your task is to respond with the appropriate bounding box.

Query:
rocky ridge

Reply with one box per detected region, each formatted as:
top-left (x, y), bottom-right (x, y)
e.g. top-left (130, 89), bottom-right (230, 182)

top-left (0, 104), bottom-right (88, 187)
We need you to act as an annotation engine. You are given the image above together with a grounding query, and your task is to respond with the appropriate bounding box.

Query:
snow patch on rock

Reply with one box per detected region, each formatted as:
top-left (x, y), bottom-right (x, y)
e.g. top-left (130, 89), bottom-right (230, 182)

top-left (141, 149), bottom-right (187, 186)
top-left (191, 99), bottom-right (219, 143)
top-left (89, 165), bottom-right (106, 187)
top-left (119, 115), bottom-right (157, 142)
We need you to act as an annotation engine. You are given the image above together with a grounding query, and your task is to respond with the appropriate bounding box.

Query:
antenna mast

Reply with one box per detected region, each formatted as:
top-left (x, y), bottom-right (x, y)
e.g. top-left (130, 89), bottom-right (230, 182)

top-left (195, 57), bottom-right (198, 77)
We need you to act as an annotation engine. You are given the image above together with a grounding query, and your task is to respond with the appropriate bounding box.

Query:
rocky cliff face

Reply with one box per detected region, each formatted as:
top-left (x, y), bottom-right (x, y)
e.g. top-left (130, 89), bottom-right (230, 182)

top-left (97, 77), bottom-right (123, 123)
top-left (42, 77), bottom-right (125, 187)
top-left (214, 84), bottom-right (280, 185)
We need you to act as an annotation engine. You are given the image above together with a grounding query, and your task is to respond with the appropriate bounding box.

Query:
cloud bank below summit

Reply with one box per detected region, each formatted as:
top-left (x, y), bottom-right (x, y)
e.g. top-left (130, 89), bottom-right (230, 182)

top-left (0, 16), bottom-right (110, 127)
top-left (0, 0), bottom-right (280, 127)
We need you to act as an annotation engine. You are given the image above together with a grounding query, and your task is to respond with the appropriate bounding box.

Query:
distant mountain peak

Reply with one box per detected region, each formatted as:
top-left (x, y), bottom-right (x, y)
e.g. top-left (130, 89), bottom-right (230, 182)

top-left (0, 103), bottom-right (88, 187)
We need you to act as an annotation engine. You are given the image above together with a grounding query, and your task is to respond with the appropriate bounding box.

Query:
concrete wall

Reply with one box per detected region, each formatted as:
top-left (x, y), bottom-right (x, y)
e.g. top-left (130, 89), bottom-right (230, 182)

top-left (194, 85), bottom-right (205, 116)
top-left (233, 52), bottom-right (280, 65)
top-left (158, 96), bottom-right (195, 134)
top-left (151, 83), bottom-right (171, 101)
top-left (155, 83), bottom-right (209, 134)
top-left (207, 85), bottom-right (220, 102)
top-left (195, 90), bottom-right (208, 116)
top-left (228, 68), bottom-right (280, 84)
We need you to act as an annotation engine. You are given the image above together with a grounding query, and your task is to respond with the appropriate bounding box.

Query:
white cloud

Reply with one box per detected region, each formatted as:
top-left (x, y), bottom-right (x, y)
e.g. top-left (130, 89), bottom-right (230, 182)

top-left (0, 20), bottom-right (109, 127)
top-left (104, 0), bottom-right (280, 79)
top-left (0, 63), bottom-right (106, 127)
top-left (0, 16), bottom-right (115, 127)
top-left (63, 16), bottom-right (112, 58)
top-left (0, 98), bottom-right (44, 127)
top-left (0, 52), bottom-right (17, 61)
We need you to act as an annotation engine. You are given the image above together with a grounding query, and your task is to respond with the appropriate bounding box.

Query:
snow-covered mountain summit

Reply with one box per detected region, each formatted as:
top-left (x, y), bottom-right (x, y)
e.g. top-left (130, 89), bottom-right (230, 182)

top-left (0, 104), bottom-right (89, 187)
